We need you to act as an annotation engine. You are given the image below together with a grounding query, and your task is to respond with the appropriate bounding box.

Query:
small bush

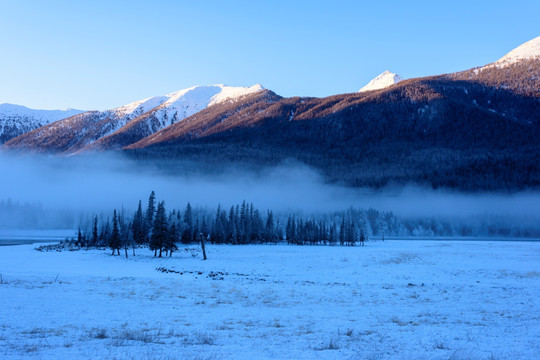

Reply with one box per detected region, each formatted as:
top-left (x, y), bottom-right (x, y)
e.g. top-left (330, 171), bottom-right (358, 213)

top-left (187, 332), bottom-right (215, 345)
top-left (315, 336), bottom-right (340, 350)
top-left (91, 328), bottom-right (108, 339)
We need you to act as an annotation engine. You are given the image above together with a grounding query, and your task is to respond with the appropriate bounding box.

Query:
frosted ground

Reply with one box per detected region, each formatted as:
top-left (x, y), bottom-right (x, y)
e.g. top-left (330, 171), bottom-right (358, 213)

top-left (0, 240), bottom-right (538, 359)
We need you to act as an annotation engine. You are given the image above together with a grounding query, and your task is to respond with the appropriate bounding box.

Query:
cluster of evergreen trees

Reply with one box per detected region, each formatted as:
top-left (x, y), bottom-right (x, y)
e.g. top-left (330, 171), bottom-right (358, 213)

top-left (285, 217), bottom-right (366, 246)
top-left (79, 191), bottom-right (204, 258)
top-left (209, 203), bottom-right (280, 244)
top-left (77, 191), bottom-right (377, 258)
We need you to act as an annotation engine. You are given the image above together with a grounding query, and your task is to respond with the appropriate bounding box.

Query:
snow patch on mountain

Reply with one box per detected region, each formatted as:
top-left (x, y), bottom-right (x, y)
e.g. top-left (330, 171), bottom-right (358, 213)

top-left (151, 84), bottom-right (265, 126)
top-left (0, 104), bottom-right (84, 143)
top-left (113, 96), bottom-right (169, 118)
top-left (492, 36), bottom-right (540, 67)
top-left (0, 104), bottom-right (83, 124)
top-left (359, 71), bottom-right (404, 92)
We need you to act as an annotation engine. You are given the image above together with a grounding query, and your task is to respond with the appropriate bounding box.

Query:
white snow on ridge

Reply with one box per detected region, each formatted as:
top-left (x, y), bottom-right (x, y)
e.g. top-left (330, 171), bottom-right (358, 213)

top-left (483, 36), bottom-right (540, 68)
top-left (110, 84), bottom-right (264, 122)
top-left (113, 96), bottom-right (169, 118)
top-left (492, 36), bottom-right (540, 67)
top-left (69, 84), bottom-right (265, 144)
top-left (0, 104), bottom-right (85, 142)
top-left (0, 103), bottom-right (84, 124)
top-left (208, 84), bottom-right (265, 106)
top-left (359, 70), bottom-right (404, 92)
top-left (151, 84), bottom-right (265, 126)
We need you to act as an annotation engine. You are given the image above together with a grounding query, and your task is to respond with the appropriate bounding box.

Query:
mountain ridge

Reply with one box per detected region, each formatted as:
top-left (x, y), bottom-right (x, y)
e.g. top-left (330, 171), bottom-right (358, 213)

top-left (359, 70), bottom-right (404, 92)
top-left (4, 84), bottom-right (265, 154)
top-left (3, 36), bottom-right (540, 191)
top-left (0, 104), bottom-right (84, 143)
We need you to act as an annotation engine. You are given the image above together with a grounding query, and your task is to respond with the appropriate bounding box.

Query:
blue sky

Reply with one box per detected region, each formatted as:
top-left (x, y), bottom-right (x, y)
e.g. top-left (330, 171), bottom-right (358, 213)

top-left (0, 0), bottom-right (538, 110)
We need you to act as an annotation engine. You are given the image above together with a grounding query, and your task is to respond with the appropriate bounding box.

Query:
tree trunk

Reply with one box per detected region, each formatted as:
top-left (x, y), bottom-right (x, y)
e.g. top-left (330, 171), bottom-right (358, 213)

top-left (159, 248), bottom-right (162, 257)
top-left (124, 247), bottom-right (128, 259)
top-left (201, 235), bottom-right (207, 261)
top-left (132, 246), bottom-right (136, 256)
top-left (154, 249), bottom-right (157, 257)
top-left (117, 248), bottom-right (120, 256)
top-left (169, 250), bottom-right (173, 257)
top-left (111, 249), bottom-right (114, 256)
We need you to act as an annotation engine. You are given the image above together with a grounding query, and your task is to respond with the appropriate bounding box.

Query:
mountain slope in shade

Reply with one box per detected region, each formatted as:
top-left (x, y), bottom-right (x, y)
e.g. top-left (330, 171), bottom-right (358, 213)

top-left (5, 84), bottom-right (264, 154)
top-left (359, 70), bottom-right (404, 92)
top-left (0, 104), bottom-right (83, 143)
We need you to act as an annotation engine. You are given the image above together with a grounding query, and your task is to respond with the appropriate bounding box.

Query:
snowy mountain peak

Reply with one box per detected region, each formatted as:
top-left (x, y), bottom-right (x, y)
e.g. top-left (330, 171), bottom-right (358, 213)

top-left (494, 36), bottom-right (540, 66)
top-left (3, 83), bottom-right (267, 152)
top-left (0, 104), bottom-right (85, 143)
top-left (359, 71), bottom-right (404, 92)
top-left (163, 84), bottom-right (264, 107)
top-left (112, 84), bottom-right (264, 119)
top-left (0, 103), bottom-right (84, 119)
top-left (113, 96), bottom-right (169, 117)
top-left (144, 84), bottom-right (264, 131)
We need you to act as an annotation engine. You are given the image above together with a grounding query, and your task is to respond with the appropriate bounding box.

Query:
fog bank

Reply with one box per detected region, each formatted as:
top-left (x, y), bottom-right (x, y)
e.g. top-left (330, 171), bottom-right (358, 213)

top-left (1, 152), bottom-right (539, 221)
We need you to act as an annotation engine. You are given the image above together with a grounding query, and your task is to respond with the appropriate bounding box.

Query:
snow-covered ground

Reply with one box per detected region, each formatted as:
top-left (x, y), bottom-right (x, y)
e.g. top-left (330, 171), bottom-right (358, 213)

top-left (0, 241), bottom-right (538, 359)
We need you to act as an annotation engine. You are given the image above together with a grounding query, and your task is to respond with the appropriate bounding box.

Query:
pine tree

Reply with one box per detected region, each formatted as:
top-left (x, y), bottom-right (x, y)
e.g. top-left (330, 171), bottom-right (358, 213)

top-left (265, 210), bottom-right (275, 243)
top-left (150, 201), bottom-right (168, 257)
top-left (286, 216), bottom-right (292, 244)
top-left (110, 210), bottom-right (121, 255)
top-left (339, 217), bottom-right (345, 246)
top-left (211, 205), bottom-right (224, 244)
top-left (181, 202), bottom-right (193, 243)
top-left (133, 200), bottom-right (146, 244)
top-left (164, 222), bottom-right (178, 257)
top-left (228, 206), bottom-right (237, 244)
top-left (145, 191), bottom-right (156, 242)
top-left (92, 215), bottom-right (98, 247)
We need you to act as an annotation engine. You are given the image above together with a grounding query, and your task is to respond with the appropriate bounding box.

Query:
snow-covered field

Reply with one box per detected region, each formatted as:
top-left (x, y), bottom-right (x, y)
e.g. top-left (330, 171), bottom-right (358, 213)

top-left (0, 241), bottom-right (538, 359)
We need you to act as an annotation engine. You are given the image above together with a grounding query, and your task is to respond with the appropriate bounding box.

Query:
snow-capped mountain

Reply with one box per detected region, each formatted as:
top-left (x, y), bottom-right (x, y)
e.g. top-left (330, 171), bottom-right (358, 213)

top-left (104, 83), bottom-right (265, 132)
top-left (3, 37), bottom-right (539, 191)
top-left (492, 36), bottom-right (540, 67)
top-left (0, 104), bottom-right (84, 143)
top-left (359, 71), bottom-right (404, 92)
top-left (4, 84), bottom-right (265, 154)
top-left (136, 84), bottom-right (264, 128)
top-left (451, 35), bottom-right (540, 98)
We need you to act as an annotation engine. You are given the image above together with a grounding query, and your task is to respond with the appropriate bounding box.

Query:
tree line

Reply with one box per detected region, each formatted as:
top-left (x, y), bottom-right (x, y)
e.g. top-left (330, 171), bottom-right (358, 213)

top-left (76, 191), bottom-right (375, 258)
top-left (73, 191), bottom-right (540, 258)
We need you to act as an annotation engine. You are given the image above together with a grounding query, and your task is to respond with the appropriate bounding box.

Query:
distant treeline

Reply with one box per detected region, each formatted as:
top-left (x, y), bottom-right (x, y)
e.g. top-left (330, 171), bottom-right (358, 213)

top-left (73, 192), bottom-right (540, 257)
top-left (0, 199), bottom-right (75, 229)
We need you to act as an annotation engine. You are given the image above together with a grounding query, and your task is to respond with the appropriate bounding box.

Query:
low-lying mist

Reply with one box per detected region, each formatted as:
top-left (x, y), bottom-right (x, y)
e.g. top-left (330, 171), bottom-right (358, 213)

top-left (1, 151), bottom-right (539, 231)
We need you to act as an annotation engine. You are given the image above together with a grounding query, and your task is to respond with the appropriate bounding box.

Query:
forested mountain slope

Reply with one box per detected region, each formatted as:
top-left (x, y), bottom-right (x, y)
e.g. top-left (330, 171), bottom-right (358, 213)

top-left (127, 58), bottom-right (539, 191)
top-left (4, 37), bottom-right (539, 190)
